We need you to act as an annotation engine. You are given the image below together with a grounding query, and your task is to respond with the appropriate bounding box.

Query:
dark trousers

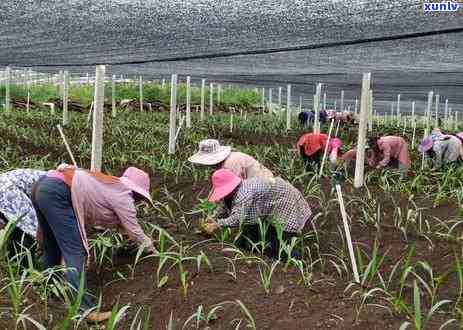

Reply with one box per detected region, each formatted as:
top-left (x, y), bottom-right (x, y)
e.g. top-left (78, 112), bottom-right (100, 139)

top-left (301, 147), bottom-right (322, 172)
top-left (32, 177), bottom-right (94, 311)
top-left (235, 224), bottom-right (300, 260)
top-left (0, 212), bottom-right (36, 268)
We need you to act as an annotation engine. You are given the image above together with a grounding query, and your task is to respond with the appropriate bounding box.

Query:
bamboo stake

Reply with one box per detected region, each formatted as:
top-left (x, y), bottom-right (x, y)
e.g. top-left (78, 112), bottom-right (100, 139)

top-left (354, 72), bottom-right (371, 188)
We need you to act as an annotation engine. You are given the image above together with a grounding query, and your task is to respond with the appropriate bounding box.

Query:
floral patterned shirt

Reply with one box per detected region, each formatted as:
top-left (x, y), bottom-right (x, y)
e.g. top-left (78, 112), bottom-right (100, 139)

top-left (0, 169), bottom-right (47, 237)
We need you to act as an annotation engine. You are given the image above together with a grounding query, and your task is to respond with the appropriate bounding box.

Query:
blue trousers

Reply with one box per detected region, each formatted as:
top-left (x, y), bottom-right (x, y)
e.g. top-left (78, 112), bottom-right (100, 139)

top-left (32, 177), bottom-right (95, 312)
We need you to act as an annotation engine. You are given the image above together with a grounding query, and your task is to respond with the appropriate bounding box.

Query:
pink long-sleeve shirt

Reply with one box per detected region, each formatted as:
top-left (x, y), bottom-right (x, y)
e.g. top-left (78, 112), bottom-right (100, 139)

top-left (369, 136), bottom-right (411, 168)
top-left (48, 169), bottom-right (153, 254)
top-left (221, 152), bottom-right (274, 179)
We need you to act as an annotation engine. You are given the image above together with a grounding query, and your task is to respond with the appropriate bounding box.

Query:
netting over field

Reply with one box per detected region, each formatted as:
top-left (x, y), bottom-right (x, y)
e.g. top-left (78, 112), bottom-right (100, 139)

top-left (0, 0), bottom-right (462, 112)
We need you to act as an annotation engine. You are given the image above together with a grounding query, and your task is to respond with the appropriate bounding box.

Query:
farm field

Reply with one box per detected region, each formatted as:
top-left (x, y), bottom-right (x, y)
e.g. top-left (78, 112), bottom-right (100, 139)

top-left (1, 101), bottom-right (463, 329)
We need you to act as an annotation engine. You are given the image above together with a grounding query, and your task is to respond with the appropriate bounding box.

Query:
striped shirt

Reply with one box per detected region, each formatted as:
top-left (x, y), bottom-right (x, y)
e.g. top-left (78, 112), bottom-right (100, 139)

top-left (217, 177), bottom-right (312, 233)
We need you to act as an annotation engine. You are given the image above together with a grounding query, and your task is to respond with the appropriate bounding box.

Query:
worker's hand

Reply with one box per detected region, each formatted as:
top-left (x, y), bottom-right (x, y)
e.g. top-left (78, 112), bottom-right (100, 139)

top-left (202, 221), bottom-right (220, 236)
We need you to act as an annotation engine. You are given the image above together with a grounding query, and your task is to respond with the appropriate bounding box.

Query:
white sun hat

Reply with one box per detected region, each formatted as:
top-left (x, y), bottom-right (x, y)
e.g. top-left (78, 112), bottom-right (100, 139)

top-left (188, 139), bottom-right (232, 165)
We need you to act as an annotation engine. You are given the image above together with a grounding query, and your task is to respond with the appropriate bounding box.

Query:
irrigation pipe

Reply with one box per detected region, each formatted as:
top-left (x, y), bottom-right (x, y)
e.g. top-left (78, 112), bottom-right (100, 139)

top-left (57, 125), bottom-right (78, 167)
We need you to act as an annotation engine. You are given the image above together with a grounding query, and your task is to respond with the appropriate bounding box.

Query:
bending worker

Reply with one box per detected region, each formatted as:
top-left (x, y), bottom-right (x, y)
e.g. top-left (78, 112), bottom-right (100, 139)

top-left (367, 135), bottom-right (410, 171)
top-left (189, 139), bottom-right (274, 179)
top-left (296, 132), bottom-right (343, 172)
top-left (418, 133), bottom-right (462, 169)
top-left (202, 169), bottom-right (312, 260)
top-left (0, 169), bottom-right (47, 265)
top-left (32, 165), bottom-right (155, 323)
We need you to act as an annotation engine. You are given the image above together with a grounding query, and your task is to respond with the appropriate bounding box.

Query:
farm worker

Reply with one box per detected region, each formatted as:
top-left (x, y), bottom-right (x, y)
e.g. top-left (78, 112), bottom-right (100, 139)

top-left (418, 134), bottom-right (462, 169)
top-left (298, 111), bottom-right (311, 126)
top-left (31, 166), bottom-right (155, 323)
top-left (319, 110), bottom-right (328, 124)
top-left (202, 169), bottom-right (312, 260)
top-left (453, 132), bottom-right (463, 159)
top-left (296, 133), bottom-right (343, 172)
top-left (340, 147), bottom-right (374, 175)
top-left (367, 136), bottom-right (411, 170)
top-left (0, 169), bottom-right (47, 266)
top-left (188, 139), bottom-right (274, 179)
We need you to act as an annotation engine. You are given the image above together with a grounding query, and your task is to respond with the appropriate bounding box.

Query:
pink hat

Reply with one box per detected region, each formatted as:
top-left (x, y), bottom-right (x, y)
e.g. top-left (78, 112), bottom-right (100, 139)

top-left (120, 167), bottom-right (152, 203)
top-left (208, 169), bottom-right (242, 202)
top-left (329, 138), bottom-right (343, 149)
top-left (457, 133), bottom-right (463, 141)
top-left (418, 137), bottom-right (433, 153)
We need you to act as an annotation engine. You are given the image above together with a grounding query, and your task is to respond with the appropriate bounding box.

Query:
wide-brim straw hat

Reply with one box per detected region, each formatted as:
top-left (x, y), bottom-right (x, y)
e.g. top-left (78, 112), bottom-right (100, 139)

top-left (208, 169), bottom-right (242, 202)
top-left (120, 167), bottom-right (152, 203)
top-left (418, 137), bottom-right (433, 153)
top-left (188, 139), bottom-right (232, 166)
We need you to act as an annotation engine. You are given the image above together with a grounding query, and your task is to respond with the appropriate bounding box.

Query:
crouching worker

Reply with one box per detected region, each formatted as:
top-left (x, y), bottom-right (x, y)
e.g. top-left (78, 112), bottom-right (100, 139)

top-left (202, 169), bottom-right (312, 260)
top-left (0, 169), bottom-right (47, 266)
top-left (418, 134), bottom-right (462, 169)
top-left (367, 136), bottom-right (411, 171)
top-left (32, 166), bottom-right (155, 323)
top-left (296, 132), bottom-right (342, 172)
top-left (189, 139), bottom-right (274, 179)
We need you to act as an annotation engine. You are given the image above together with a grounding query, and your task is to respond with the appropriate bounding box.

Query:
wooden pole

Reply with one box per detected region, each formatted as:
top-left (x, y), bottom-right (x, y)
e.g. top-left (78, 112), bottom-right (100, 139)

top-left (90, 65), bottom-right (105, 172)
top-left (186, 76), bottom-right (191, 128)
top-left (200, 79), bottom-right (205, 121)
top-left (286, 84), bottom-right (292, 130)
top-left (111, 74), bottom-right (117, 117)
top-left (168, 74), bottom-right (178, 155)
top-left (62, 70), bottom-right (69, 125)
top-left (4, 66), bottom-right (11, 113)
top-left (354, 72), bottom-right (371, 188)
top-left (209, 83), bottom-right (214, 115)
top-left (314, 83), bottom-right (322, 133)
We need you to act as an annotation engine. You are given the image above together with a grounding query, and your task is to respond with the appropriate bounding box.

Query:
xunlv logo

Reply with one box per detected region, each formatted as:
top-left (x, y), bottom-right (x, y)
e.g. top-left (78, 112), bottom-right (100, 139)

top-left (423, 1), bottom-right (460, 12)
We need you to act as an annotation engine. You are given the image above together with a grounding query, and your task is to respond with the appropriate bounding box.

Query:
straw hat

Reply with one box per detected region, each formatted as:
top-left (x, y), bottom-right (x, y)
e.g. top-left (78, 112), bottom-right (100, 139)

top-left (418, 137), bottom-right (433, 153)
top-left (208, 169), bottom-right (242, 202)
top-left (120, 167), bottom-right (152, 203)
top-left (188, 139), bottom-right (232, 166)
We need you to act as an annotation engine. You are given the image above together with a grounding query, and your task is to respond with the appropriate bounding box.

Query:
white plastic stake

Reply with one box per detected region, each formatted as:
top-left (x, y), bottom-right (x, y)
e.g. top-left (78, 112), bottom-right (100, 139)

top-left (57, 124), bottom-right (78, 167)
top-left (218, 84), bottom-right (222, 104)
top-left (209, 83), bottom-right (214, 115)
top-left (168, 74), bottom-right (178, 155)
top-left (335, 184), bottom-right (360, 283)
top-left (268, 88), bottom-right (273, 105)
top-left (91, 65), bottom-right (105, 172)
top-left (444, 98), bottom-right (448, 122)
top-left (354, 72), bottom-right (371, 188)
top-left (354, 98), bottom-right (358, 115)
top-left (319, 118), bottom-right (335, 177)
top-left (323, 92), bottom-right (327, 111)
top-left (139, 76), bottom-right (144, 112)
top-left (286, 84), bottom-right (291, 130)
top-left (262, 88), bottom-right (266, 113)
top-left (26, 91), bottom-right (30, 113)
top-left (111, 75), bottom-right (116, 117)
top-left (368, 90), bottom-right (373, 132)
top-left (340, 90), bottom-right (344, 112)
top-left (434, 94), bottom-right (440, 126)
top-left (278, 87), bottom-right (282, 109)
top-left (186, 76), bottom-right (191, 128)
top-left (334, 100), bottom-right (337, 111)
top-left (62, 70), bottom-right (69, 125)
top-left (313, 83), bottom-right (322, 133)
top-left (87, 102), bottom-right (94, 126)
top-left (397, 94), bottom-right (401, 117)
top-left (229, 111), bottom-right (234, 133)
top-left (200, 79), bottom-right (205, 121)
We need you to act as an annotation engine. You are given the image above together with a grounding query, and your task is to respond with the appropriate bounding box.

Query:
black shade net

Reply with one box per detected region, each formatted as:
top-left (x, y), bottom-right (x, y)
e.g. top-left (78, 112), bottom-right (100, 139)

top-left (0, 0), bottom-right (462, 113)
